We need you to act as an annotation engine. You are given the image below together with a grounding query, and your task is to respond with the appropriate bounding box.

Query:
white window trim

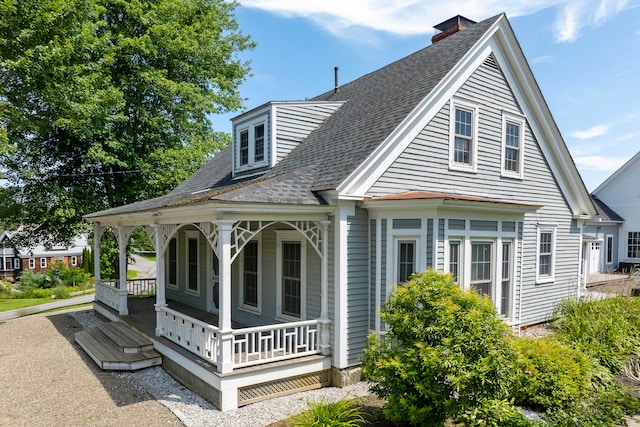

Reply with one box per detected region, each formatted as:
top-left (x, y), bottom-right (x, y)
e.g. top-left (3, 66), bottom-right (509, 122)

top-left (276, 230), bottom-right (306, 322)
top-left (71, 256), bottom-right (77, 266)
top-left (167, 237), bottom-right (179, 290)
top-left (40, 257), bottom-right (47, 268)
top-left (394, 236), bottom-right (419, 284)
top-left (449, 98), bottom-right (479, 173)
top-left (235, 117), bottom-right (268, 173)
top-left (536, 226), bottom-right (557, 284)
top-left (446, 237), bottom-right (464, 284)
top-left (29, 258), bottom-right (35, 269)
top-left (239, 238), bottom-right (262, 315)
top-left (501, 111), bottom-right (526, 179)
top-left (185, 231), bottom-right (200, 297)
top-left (14, 258), bottom-right (20, 269)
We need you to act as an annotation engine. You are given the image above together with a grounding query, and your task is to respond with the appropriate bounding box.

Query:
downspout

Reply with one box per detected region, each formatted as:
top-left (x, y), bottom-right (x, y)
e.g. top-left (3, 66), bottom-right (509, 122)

top-left (577, 221), bottom-right (585, 298)
top-left (517, 221), bottom-right (524, 334)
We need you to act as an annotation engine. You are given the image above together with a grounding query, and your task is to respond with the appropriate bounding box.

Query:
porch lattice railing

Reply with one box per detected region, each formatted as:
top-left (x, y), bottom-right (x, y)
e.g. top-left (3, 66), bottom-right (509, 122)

top-left (95, 280), bottom-right (121, 311)
top-left (158, 306), bottom-right (220, 364)
top-left (232, 320), bottom-right (320, 368)
top-left (155, 306), bottom-right (322, 371)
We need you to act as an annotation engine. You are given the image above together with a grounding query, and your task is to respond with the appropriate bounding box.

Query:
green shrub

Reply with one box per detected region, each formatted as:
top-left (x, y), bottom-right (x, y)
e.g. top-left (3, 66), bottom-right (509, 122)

top-left (552, 297), bottom-right (640, 373)
top-left (52, 286), bottom-right (71, 299)
top-left (19, 287), bottom-right (52, 299)
top-left (457, 399), bottom-right (542, 427)
top-left (291, 398), bottom-right (365, 427)
top-left (361, 269), bottom-right (518, 426)
top-left (0, 281), bottom-right (13, 298)
top-left (18, 269), bottom-right (54, 290)
top-left (512, 337), bottom-right (594, 410)
top-left (543, 385), bottom-right (640, 427)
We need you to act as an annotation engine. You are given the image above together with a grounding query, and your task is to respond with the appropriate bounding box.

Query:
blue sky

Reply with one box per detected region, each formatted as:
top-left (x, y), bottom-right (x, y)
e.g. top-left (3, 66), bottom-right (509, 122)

top-left (212, 1), bottom-right (640, 192)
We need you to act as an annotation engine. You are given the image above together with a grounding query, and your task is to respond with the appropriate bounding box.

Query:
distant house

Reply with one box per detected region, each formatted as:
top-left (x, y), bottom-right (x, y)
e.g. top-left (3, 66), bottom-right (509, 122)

top-left (85, 14), bottom-right (595, 410)
top-left (0, 229), bottom-right (89, 282)
top-left (586, 151), bottom-right (640, 273)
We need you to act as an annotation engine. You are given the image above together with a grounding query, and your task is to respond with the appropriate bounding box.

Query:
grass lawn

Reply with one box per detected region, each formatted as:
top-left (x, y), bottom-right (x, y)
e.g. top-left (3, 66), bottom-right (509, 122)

top-left (0, 297), bottom-right (51, 312)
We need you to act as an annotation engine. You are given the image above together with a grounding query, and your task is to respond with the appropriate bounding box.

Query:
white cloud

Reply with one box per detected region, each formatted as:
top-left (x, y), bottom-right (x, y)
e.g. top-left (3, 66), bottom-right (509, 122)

top-left (240, 0), bottom-right (634, 42)
top-left (574, 155), bottom-right (629, 171)
top-left (569, 124), bottom-right (609, 139)
top-left (531, 55), bottom-right (554, 64)
top-left (553, 0), bottom-right (633, 42)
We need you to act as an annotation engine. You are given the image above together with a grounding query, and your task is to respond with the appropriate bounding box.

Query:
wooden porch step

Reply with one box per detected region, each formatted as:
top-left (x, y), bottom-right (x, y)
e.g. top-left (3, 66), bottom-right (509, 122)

top-left (75, 322), bottom-right (162, 371)
top-left (97, 321), bottom-right (155, 354)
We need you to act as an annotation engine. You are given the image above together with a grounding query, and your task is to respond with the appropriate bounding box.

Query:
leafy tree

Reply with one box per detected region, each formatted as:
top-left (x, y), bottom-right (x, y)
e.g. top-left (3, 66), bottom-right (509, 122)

top-left (0, 0), bottom-right (254, 245)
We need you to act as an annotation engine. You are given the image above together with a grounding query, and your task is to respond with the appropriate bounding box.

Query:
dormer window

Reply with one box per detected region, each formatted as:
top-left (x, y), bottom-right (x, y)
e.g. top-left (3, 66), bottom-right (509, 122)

top-left (234, 114), bottom-right (269, 176)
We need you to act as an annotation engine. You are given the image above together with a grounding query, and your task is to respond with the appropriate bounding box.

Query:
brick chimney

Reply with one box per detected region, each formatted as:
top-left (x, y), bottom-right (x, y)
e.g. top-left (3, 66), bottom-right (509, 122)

top-left (432, 15), bottom-right (476, 43)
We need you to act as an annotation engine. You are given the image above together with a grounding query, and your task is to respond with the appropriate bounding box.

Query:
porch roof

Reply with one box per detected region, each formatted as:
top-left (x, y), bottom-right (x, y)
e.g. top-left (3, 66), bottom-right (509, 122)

top-left (85, 163), bottom-right (327, 220)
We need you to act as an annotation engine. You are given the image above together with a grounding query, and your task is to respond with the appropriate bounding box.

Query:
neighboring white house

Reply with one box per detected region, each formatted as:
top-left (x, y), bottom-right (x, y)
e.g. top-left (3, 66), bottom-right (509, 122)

top-left (588, 151), bottom-right (640, 273)
top-left (84, 14), bottom-right (595, 411)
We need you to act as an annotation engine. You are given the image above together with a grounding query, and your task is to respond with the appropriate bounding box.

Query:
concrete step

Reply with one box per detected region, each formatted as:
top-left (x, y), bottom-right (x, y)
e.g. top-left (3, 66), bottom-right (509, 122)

top-left (75, 323), bottom-right (162, 371)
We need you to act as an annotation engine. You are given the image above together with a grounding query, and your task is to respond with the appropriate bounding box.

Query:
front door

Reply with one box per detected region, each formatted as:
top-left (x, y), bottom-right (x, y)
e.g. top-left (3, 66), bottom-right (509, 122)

top-left (588, 241), bottom-right (601, 274)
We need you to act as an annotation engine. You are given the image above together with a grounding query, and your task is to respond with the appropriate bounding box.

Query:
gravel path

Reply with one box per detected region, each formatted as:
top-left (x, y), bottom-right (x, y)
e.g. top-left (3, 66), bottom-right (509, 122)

top-left (0, 308), bottom-right (371, 426)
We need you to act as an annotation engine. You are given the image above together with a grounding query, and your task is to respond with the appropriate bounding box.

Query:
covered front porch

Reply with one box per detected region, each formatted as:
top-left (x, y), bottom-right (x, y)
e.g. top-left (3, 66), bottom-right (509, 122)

top-left (89, 214), bottom-right (334, 410)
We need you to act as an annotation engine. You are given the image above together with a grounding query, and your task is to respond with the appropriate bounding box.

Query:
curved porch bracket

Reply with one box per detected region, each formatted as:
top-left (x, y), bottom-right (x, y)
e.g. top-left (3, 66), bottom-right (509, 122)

top-left (230, 221), bottom-right (275, 263)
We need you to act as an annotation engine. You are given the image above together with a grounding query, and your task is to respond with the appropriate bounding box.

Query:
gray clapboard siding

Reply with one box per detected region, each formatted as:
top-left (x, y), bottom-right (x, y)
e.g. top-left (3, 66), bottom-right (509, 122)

top-left (367, 54), bottom-right (582, 326)
top-left (369, 219), bottom-right (377, 331)
top-left (275, 103), bottom-right (342, 163)
top-left (346, 207), bottom-right (371, 365)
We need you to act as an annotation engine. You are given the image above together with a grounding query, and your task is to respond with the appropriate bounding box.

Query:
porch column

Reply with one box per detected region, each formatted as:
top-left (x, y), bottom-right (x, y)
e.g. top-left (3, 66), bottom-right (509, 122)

top-left (215, 220), bottom-right (235, 374)
top-left (116, 226), bottom-right (129, 315)
top-left (152, 225), bottom-right (167, 336)
top-left (319, 220), bottom-right (331, 355)
top-left (93, 224), bottom-right (102, 283)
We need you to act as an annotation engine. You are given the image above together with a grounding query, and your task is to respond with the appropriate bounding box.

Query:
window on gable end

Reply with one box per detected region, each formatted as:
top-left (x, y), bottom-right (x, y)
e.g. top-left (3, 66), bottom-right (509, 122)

top-left (449, 99), bottom-right (478, 172)
top-left (501, 112), bottom-right (525, 178)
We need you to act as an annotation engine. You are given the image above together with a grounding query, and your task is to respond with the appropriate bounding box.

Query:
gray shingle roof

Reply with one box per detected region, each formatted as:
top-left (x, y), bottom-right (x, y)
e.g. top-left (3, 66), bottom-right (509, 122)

top-left (87, 14), bottom-right (502, 218)
top-left (591, 196), bottom-right (624, 222)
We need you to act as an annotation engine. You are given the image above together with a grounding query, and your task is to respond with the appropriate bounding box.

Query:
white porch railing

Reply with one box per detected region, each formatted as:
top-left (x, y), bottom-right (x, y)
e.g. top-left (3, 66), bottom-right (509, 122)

top-left (232, 320), bottom-right (320, 368)
top-left (155, 306), bottom-right (323, 371)
top-left (95, 280), bottom-right (121, 312)
top-left (158, 306), bottom-right (221, 364)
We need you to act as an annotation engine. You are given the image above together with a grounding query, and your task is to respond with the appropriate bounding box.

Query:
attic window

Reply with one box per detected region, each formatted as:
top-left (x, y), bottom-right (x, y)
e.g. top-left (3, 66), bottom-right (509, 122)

top-left (235, 118), bottom-right (268, 172)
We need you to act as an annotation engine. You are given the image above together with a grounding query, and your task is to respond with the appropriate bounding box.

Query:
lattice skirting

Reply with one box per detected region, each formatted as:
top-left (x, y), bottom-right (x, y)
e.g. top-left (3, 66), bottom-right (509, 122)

top-left (238, 370), bottom-right (330, 407)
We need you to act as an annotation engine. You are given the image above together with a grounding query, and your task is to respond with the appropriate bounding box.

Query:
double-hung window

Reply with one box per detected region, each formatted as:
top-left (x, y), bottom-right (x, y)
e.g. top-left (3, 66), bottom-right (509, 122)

top-left (71, 256), bottom-right (77, 266)
top-left (240, 240), bottom-right (261, 313)
top-left (186, 233), bottom-right (199, 295)
top-left (449, 240), bottom-right (461, 283)
top-left (29, 258), bottom-right (35, 269)
top-left (470, 242), bottom-right (492, 296)
top-left (537, 227), bottom-right (556, 282)
top-left (502, 112), bottom-right (525, 178)
top-left (40, 258), bottom-right (47, 268)
top-left (276, 231), bottom-right (306, 320)
top-left (449, 99), bottom-right (478, 172)
top-left (236, 120), bottom-right (268, 172)
top-left (397, 240), bottom-right (416, 283)
top-left (628, 232), bottom-right (640, 259)
top-left (167, 238), bottom-right (177, 289)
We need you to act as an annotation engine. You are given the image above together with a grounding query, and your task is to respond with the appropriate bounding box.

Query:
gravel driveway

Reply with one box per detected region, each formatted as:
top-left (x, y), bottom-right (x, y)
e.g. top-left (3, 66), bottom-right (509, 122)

top-left (0, 309), bottom-right (182, 427)
top-left (0, 307), bottom-right (371, 426)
